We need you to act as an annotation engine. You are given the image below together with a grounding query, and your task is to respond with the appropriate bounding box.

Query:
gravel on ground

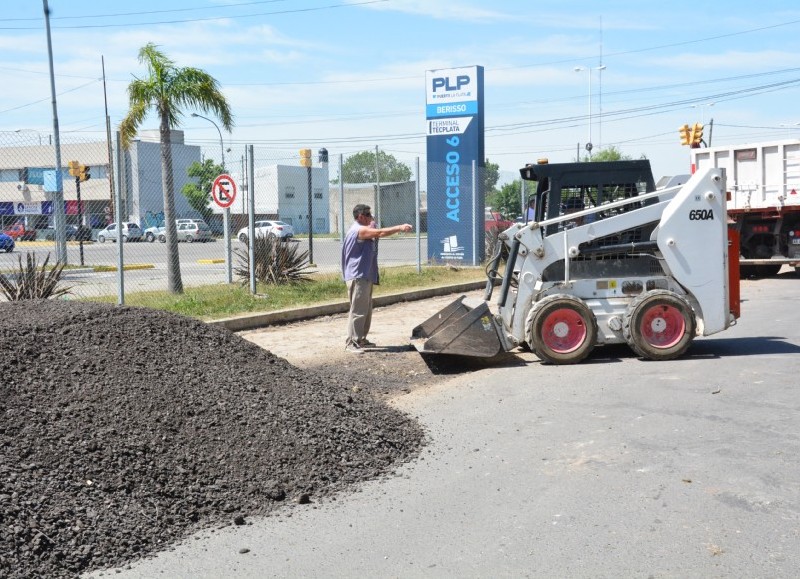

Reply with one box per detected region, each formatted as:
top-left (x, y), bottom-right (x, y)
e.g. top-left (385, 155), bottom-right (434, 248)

top-left (0, 300), bottom-right (429, 578)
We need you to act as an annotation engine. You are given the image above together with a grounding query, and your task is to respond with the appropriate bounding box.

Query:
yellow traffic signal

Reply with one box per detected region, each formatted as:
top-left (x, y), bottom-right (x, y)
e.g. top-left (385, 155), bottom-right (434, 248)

top-left (299, 148), bottom-right (312, 168)
top-left (679, 124), bottom-right (691, 146)
top-left (691, 122), bottom-right (704, 147)
top-left (78, 164), bottom-right (91, 182)
top-left (68, 160), bottom-right (80, 177)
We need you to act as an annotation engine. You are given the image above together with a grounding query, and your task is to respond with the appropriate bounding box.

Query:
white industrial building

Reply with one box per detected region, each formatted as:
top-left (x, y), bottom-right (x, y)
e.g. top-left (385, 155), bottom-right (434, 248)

top-left (0, 130), bottom-right (201, 234)
top-left (216, 164), bottom-right (330, 234)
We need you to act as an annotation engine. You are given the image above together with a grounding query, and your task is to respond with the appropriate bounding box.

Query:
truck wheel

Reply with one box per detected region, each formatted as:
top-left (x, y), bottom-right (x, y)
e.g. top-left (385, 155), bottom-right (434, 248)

top-left (145, 232), bottom-right (155, 242)
top-left (623, 290), bottom-right (696, 361)
top-left (526, 294), bottom-right (597, 365)
top-left (239, 233), bottom-right (248, 244)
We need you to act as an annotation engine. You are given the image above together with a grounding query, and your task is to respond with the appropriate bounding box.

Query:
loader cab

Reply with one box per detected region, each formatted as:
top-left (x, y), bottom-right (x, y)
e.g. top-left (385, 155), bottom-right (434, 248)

top-left (520, 159), bottom-right (657, 236)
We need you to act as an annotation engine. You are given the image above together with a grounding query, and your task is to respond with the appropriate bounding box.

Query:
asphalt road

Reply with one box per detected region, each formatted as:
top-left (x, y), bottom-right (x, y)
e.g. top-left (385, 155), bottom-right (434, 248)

top-left (4, 236), bottom-right (426, 272)
top-left (86, 272), bottom-right (800, 578)
top-left (4, 237), bottom-right (427, 298)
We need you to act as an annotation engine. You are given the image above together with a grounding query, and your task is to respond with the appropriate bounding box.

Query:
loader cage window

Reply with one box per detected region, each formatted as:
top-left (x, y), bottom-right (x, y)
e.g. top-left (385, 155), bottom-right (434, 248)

top-left (521, 161), bottom-right (657, 236)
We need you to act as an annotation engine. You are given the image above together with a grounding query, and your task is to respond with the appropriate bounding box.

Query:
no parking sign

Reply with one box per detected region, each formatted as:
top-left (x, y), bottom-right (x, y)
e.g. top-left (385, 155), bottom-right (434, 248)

top-left (211, 174), bottom-right (237, 209)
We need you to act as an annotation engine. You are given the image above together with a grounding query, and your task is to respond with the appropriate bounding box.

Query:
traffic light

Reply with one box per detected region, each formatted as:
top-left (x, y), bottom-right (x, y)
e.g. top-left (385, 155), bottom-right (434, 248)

top-left (68, 160), bottom-right (80, 177)
top-left (78, 164), bottom-right (91, 182)
top-left (679, 124), bottom-right (691, 146)
top-left (299, 148), bottom-right (312, 168)
top-left (691, 122), bottom-right (704, 147)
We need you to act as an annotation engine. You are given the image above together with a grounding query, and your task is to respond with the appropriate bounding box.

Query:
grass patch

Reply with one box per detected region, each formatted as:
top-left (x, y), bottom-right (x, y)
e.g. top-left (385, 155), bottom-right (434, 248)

top-left (87, 265), bottom-right (486, 320)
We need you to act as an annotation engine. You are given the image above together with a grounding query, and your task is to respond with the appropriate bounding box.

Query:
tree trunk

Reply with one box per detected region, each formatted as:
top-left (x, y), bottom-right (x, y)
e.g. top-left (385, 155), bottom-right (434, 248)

top-left (160, 112), bottom-right (183, 294)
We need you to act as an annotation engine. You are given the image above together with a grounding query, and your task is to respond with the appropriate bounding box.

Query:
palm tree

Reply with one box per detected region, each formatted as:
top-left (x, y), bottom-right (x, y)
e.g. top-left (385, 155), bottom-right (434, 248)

top-left (119, 43), bottom-right (233, 294)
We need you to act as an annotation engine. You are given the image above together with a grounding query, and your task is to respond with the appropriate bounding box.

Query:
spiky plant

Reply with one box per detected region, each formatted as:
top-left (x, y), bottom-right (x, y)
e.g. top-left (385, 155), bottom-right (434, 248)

top-left (0, 252), bottom-right (73, 300)
top-left (233, 236), bottom-right (314, 285)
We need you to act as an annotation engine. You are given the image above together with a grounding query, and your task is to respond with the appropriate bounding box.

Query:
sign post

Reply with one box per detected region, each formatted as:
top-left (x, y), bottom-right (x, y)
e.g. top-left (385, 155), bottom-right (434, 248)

top-left (212, 173), bottom-right (238, 284)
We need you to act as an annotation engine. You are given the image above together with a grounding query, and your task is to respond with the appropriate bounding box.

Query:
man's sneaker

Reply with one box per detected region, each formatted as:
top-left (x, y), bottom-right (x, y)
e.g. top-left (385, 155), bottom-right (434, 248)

top-left (345, 342), bottom-right (364, 354)
top-left (358, 338), bottom-right (377, 348)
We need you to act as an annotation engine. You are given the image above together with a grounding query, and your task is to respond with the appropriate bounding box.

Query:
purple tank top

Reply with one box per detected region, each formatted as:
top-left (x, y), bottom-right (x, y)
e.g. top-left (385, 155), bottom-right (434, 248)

top-left (341, 221), bottom-right (378, 283)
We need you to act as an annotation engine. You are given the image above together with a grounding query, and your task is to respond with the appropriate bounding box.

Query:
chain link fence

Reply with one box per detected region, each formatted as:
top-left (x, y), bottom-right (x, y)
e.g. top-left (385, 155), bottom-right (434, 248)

top-left (1, 130), bottom-right (504, 303)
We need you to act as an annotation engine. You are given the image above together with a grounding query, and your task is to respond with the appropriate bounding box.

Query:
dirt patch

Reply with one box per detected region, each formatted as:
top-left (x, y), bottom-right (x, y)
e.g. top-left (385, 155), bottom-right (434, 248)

top-left (239, 290), bottom-right (527, 398)
top-left (0, 300), bottom-right (433, 578)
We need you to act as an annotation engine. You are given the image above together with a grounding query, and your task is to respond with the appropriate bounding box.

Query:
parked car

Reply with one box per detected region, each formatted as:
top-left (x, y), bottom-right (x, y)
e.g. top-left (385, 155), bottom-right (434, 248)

top-left (2, 222), bottom-right (36, 241)
top-left (0, 232), bottom-right (14, 252)
top-left (208, 221), bottom-right (227, 237)
top-left (157, 221), bottom-right (212, 243)
top-left (177, 220), bottom-right (212, 243)
top-left (66, 224), bottom-right (93, 241)
top-left (97, 222), bottom-right (143, 243)
top-left (144, 224), bottom-right (165, 242)
top-left (484, 210), bottom-right (514, 232)
top-left (237, 220), bottom-right (294, 244)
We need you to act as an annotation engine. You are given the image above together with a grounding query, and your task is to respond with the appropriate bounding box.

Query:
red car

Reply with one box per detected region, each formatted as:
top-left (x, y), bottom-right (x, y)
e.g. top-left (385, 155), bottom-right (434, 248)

top-left (2, 223), bottom-right (36, 241)
top-left (485, 210), bottom-right (513, 232)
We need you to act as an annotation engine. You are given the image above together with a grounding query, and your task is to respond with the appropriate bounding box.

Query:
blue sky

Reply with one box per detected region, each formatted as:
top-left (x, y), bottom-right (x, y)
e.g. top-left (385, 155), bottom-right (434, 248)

top-left (2, 0), bottom-right (800, 182)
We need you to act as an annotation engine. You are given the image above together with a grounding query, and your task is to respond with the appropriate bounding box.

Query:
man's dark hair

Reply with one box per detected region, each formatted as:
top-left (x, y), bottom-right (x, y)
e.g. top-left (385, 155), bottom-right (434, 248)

top-left (352, 204), bottom-right (371, 219)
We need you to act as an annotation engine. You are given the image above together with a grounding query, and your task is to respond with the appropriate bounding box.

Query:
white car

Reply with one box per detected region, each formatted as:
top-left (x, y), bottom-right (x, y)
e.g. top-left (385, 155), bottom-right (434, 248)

top-left (143, 224), bottom-right (165, 242)
top-left (97, 222), bottom-right (143, 243)
top-left (237, 220), bottom-right (294, 244)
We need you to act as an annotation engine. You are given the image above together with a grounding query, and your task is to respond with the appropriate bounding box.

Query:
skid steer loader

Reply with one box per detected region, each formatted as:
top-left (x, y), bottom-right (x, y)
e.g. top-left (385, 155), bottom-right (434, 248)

top-left (411, 160), bottom-right (740, 364)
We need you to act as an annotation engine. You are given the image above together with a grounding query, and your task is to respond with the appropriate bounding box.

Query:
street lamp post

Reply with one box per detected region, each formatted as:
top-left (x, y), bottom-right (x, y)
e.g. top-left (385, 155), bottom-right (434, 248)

top-left (574, 65), bottom-right (606, 158)
top-left (191, 112), bottom-right (232, 283)
top-left (14, 129), bottom-right (43, 145)
top-left (191, 112), bottom-right (225, 169)
top-left (691, 102), bottom-right (715, 124)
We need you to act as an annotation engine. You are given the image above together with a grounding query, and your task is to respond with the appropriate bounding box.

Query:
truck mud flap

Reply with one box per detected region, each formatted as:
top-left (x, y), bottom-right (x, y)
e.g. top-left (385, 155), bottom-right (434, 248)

top-left (410, 295), bottom-right (505, 358)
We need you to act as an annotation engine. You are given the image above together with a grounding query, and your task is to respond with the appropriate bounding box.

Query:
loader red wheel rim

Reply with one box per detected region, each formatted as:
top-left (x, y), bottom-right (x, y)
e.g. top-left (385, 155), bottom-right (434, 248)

top-left (639, 303), bottom-right (685, 349)
top-left (540, 308), bottom-right (587, 354)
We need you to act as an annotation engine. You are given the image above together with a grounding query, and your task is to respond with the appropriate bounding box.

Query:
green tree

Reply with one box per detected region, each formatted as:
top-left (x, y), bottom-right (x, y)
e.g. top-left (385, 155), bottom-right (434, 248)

top-left (483, 158), bottom-right (500, 195)
top-left (487, 180), bottom-right (524, 220)
top-left (182, 159), bottom-right (223, 223)
top-left (119, 42), bottom-right (233, 294)
top-left (340, 150), bottom-right (412, 183)
top-left (584, 145), bottom-right (635, 162)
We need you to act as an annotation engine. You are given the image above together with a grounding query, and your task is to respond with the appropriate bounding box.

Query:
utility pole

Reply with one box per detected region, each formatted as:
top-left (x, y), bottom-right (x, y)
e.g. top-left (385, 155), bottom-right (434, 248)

top-left (43, 0), bottom-right (67, 263)
top-left (300, 148), bottom-right (314, 264)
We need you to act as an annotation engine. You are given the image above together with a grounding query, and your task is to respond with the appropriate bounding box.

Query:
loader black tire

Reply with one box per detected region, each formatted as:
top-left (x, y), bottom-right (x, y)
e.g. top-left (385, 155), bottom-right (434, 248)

top-left (622, 290), bottom-right (696, 361)
top-left (526, 294), bottom-right (597, 365)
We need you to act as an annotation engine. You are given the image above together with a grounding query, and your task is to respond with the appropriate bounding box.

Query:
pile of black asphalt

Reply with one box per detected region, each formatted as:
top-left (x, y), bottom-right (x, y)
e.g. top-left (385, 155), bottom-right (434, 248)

top-left (0, 300), bottom-right (425, 578)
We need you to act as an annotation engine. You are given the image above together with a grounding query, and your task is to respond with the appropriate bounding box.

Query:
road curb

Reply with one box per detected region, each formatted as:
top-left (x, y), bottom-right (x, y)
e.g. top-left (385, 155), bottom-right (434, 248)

top-left (208, 280), bottom-right (487, 332)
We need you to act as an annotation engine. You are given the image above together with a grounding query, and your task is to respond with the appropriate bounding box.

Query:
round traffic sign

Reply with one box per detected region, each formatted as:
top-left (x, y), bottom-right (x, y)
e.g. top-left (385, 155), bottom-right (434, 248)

top-left (211, 174), bottom-right (237, 209)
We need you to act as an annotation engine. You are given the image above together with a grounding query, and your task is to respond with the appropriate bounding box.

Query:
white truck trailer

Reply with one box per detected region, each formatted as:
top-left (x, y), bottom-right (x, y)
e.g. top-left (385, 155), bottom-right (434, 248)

top-left (691, 139), bottom-right (800, 275)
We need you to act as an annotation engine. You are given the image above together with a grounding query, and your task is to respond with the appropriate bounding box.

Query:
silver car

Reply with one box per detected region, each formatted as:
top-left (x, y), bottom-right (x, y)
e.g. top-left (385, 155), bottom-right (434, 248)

top-left (237, 220), bottom-right (294, 244)
top-left (97, 222), bottom-right (143, 243)
top-left (144, 224), bottom-right (165, 242)
top-left (159, 221), bottom-right (212, 243)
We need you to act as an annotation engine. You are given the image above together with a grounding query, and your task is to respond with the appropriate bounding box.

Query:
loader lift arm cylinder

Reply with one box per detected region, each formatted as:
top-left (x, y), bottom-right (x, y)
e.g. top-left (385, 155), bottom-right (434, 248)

top-left (495, 235), bottom-right (521, 308)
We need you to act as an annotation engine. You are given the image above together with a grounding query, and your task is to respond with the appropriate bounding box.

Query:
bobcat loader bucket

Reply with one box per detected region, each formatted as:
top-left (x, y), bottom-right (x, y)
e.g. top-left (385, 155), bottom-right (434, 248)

top-left (411, 295), bottom-right (506, 358)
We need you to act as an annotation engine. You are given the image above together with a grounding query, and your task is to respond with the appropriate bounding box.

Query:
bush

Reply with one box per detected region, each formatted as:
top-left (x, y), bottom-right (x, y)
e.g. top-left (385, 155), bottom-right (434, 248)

top-left (233, 236), bottom-right (314, 285)
top-left (0, 252), bottom-right (72, 300)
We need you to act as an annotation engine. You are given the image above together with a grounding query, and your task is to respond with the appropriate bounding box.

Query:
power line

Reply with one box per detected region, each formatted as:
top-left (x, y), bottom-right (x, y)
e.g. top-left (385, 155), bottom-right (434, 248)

top-left (0, 0), bottom-right (391, 30)
top-left (4, 0), bottom-right (289, 22)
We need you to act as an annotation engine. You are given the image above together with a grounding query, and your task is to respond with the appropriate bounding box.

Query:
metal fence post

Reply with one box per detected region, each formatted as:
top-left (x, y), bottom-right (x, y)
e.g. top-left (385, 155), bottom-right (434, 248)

top-left (415, 156), bottom-right (421, 274)
top-left (338, 154), bottom-right (345, 243)
top-left (247, 144), bottom-right (256, 294)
